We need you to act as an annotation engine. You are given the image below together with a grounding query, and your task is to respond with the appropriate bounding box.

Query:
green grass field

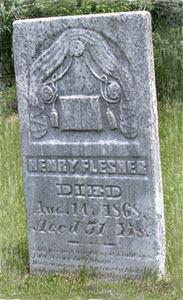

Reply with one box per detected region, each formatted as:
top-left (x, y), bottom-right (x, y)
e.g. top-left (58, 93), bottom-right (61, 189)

top-left (0, 102), bottom-right (183, 300)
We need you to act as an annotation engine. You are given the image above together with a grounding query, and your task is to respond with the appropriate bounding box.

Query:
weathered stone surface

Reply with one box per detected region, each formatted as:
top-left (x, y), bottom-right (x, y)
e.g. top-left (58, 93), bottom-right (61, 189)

top-left (13, 11), bottom-right (165, 278)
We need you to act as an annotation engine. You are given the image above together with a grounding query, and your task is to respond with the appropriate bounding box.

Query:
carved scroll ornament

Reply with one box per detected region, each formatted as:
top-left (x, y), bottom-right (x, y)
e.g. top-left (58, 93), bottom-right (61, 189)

top-left (29, 28), bottom-right (137, 139)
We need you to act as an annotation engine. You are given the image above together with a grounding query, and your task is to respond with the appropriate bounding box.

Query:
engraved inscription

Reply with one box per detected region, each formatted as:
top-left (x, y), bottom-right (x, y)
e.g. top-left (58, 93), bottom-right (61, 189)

top-left (32, 193), bottom-right (154, 242)
top-left (31, 246), bottom-right (154, 264)
top-left (27, 156), bottom-right (147, 176)
top-left (56, 184), bottom-right (121, 198)
top-left (32, 214), bottom-right (153, 240)
top-left (34, 201), bottom-right (144, 221)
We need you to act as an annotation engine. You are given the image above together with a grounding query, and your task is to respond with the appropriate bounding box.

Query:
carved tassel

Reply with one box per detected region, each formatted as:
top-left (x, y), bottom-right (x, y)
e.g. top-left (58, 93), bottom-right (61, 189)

top-left (106, 108), bottom-right (117, 130)
top-left (50, 109), bottom-right (59, 128)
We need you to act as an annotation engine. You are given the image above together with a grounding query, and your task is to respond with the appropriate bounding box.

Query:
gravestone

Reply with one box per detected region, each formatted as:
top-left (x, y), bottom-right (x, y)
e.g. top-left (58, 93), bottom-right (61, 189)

top-left (13, 12), bottom-right (166, 278)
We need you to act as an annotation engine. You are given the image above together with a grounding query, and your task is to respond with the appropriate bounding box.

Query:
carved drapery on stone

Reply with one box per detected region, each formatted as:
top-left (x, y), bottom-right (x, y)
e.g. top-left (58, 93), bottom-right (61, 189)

top-left (29, 28), bottom-right (137, 139)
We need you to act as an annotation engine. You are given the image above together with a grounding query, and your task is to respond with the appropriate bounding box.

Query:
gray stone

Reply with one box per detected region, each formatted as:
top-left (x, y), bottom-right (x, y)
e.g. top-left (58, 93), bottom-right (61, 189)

top-left (13, 11), bottom-right (165, 278)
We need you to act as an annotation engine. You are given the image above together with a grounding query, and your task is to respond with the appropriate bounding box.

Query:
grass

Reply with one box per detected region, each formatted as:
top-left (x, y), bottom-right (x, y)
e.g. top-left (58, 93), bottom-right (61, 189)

top-left (0, 86), bottom-right (17, 116)
top-left (0, 101), bottom-right (183, 299)
top-left (158, 101), bottom-right (183, 296)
